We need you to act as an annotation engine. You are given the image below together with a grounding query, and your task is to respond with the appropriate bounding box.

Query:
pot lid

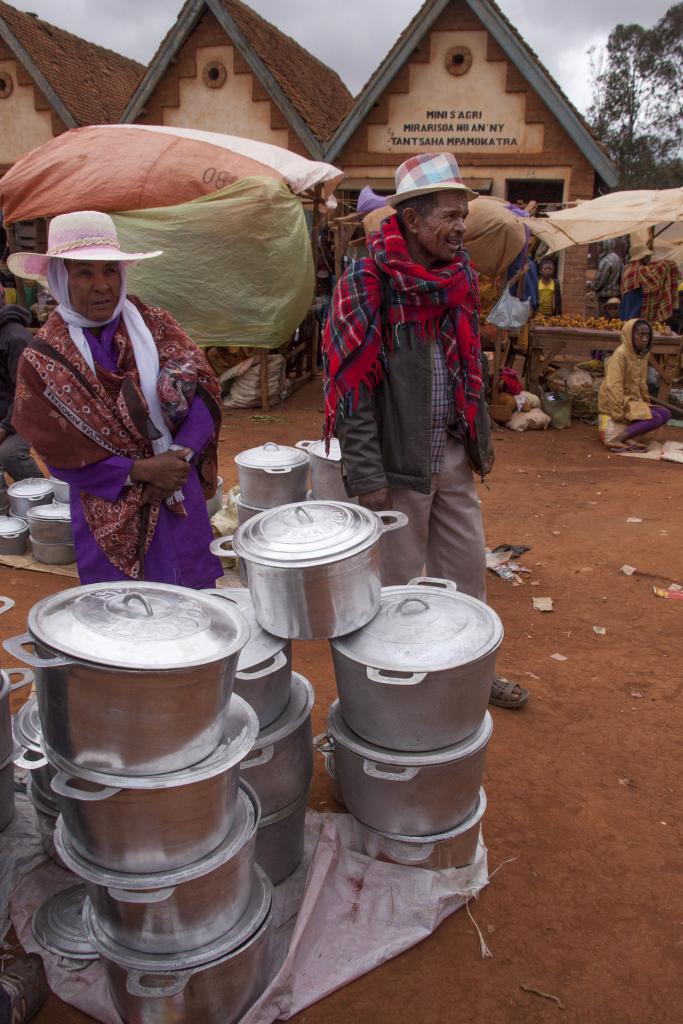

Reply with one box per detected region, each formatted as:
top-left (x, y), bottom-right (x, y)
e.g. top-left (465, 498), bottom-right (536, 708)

top-left (235, 441), bottom-right (308, 471)
top-left (32, 885), bottom-right (97, 961)
top-left (83, 865), bottom-right (272, 972)
top-left (328, 700), bottom-right (493, 766)
top-left (27, 581), bottom-right (250, 670)
top-left (233, 500), bottom-right (381, 567)
top-left (332, 580), bottom-right (503, 672)
top-left (8, 478), bottom-right (54, 499)
top-left (203, 588), bottom-right (286, 670)
top-left (45, 693), bottom-right (259, 789)
top-left (54, 782), bottom-right (258, 889)
top-left (28, 502), bottom-right (71, 523)
top-left (0, 516), bottom-right (28, 538)
top-left (12, 695), bottom-right (42, 752)
top-left (305, 438), bottom-right (342, 463)
top-left (248, 672), bottom-right (313, 751)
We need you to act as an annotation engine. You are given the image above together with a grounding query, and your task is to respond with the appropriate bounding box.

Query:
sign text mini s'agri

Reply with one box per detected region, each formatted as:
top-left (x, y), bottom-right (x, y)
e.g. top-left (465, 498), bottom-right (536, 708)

top-left (386, 110), bottom-right (519, 150)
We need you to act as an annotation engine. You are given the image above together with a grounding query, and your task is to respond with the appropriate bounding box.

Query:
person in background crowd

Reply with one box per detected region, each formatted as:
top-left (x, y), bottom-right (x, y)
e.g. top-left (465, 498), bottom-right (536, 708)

top-left (10, 211), bottom-right (223, 588)
top-left (598, 318), bottom-right (671, 451)
top-left (323, 153), bottom-right (529, 710)
top-left (588, 240), bottom-right (622, 316)
top-left (0, 298), bottom-right (44, 482)
top-left (620, 241), bottom-right (680, 323)
top-left (536, 257), bottom-right (562, 316)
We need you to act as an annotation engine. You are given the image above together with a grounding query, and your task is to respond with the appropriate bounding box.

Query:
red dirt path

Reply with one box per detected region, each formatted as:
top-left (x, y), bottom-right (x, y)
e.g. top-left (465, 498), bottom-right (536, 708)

top-left (5, 379), bottom-right (682, 1024)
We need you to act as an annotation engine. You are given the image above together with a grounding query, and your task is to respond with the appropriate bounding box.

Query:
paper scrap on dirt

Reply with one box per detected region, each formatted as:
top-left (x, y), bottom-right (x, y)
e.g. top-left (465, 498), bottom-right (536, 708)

top-left (592, 626), bottom-right (607, 635)
top-left (532, 597), bottom-right (554, 612)
top-left (620, 565), bottom-right (637, 576)
top-left (653, 585), bottom-right (683, 601)
top-left (550, 653), bottom-right (568, 661)
top-left (627, 517), bottom-right (643, 523)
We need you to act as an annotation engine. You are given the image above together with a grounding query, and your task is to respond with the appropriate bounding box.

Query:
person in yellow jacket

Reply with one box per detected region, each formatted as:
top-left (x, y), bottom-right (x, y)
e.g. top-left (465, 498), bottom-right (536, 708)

top-left (598, 319), bottom-right (671, 451)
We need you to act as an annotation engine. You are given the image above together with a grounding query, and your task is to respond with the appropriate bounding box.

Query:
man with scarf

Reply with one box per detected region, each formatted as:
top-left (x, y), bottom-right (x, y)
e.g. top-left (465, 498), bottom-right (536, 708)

top-left (9, 211), bottom-right (223, 588)
top-left (323, 154), bottom-right (528, 709)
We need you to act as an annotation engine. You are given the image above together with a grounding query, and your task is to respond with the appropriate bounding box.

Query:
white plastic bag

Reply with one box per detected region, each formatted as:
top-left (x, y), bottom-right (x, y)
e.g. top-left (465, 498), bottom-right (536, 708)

top-left (486, 288), bottom-right (530, 330)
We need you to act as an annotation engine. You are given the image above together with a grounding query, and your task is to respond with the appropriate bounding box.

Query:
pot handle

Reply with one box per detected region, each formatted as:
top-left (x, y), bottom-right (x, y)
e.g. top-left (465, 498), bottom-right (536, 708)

top-left (363, 759), bottom-right (421, 782)
top-left (376, 510), bottom-right (409, 534)
top-left (0, 595), bottom-right (15, 615)
top-left (264, 467), bottom-right (291, 475)
top-left (7, 667), bottom-right (35, 692)
top-left (236, 649), bottom-right (288, 681)
top-left (409, 576), bottom-right (458, 593)
top-left (107, 886), bottom-right (175, 904)
top-left (210, 535), bottom-right (235, 558)
top-left (13, 746), bottom-right (48, 771)
top-left (366, 666), bottom-right (426, 686)
top-left (50, 771), bottom-right (120, 801)
top-left (126, 968), bottom-right (193, 998)
top-left (295, 440), bottom-right (315, 451)
top-left (313, 732), bottom-right (335, 755)
top-left (241, 744), bottom-right (274, 769)
top-left (3, 633), bottom-right (74, 668)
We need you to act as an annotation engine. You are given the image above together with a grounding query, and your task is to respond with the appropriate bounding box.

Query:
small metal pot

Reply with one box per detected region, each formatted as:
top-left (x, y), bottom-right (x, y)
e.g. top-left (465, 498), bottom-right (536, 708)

top-left (355, 788), bottom-right (487, 870)
top-left (240, 673), bottom-right (313, 816)
top-left (203, 588), bottom-right (292, 728)
top-left (48, 695), bottom-right (258, 873)
top-left (235, 442), bottom-right (309, 509)
top-left (56, 782), bottom-right (260, 954)
top-left (326, 701), bottom-right (492, 836)
top-left (30, 538), bottom-right (75, 565)
top-left (1, 665), bottom-right (33, 762)
top-left (85, 868), bottom-right (275, 1024)
top-left (256, 790), bottom-right (308, 884)
top-left (206, 476), bottom-right (224, 519)
top-left (12, 694), bottom-right (56, 810)
top-left (8, 478), bottom-right (54, 520)
top-left (235, 494), bottom-right (267, 527)
top-left (211, 502), bottom-right (408, 640)
top-left (27, 502), bottom-right (72, 544)
top-left (26, 776), bottom-right (64, 866)
top-left (0, 516), bottom-right (29, 555)
top-left (0, 747), bottom-right (16, 831)
top-left (296, 439), bottom-right (356, 502)
top-left (47, 477), bottom-right (70, 505)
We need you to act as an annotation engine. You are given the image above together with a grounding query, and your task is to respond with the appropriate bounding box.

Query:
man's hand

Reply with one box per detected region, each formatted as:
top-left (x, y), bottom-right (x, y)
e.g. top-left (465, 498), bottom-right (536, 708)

top-left (131, 449), bottom-right (191, 491)
top-left (0, 428), bottom-right (8, 445)
top-left (358, 487), bottom-right (392, 512)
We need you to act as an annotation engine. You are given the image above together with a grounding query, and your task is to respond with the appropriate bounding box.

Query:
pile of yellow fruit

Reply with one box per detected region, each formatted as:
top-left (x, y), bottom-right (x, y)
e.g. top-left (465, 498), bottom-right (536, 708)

top-left (533, 314), bottom-right (674, 335)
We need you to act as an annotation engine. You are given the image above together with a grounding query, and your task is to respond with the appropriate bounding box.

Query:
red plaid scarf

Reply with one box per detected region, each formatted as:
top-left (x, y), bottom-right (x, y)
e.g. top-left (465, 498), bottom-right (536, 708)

top-left (323, 215), bottom-right (481, 441)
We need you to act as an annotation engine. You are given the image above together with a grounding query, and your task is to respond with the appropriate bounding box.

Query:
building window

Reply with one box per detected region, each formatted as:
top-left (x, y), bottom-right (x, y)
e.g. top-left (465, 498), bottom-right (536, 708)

top-left (202, 61), bottom-right (227, 89)
top-left (444, 46), bottom-right (472, 77)
top-left (0, 72), bottom-right (13, 98)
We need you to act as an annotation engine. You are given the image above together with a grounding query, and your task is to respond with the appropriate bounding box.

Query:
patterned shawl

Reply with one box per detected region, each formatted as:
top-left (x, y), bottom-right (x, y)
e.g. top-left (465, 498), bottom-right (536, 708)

top-left (621, 258), bottom-right (680, 324)
top-left (323, 214), bottom-right (481, 441)
top-left (13, 298), bottom-right (221, 579)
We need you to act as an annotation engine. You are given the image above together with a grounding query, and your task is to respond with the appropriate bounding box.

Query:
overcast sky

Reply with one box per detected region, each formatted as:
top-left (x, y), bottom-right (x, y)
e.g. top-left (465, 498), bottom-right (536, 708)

top-left (10, 0), bottom-right (674, 112)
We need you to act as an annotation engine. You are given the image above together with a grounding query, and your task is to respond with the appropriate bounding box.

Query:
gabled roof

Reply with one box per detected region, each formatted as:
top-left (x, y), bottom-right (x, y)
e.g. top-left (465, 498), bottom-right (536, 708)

top-left (323, 0), bottom-right (619, 188)
top-left (0, 1), bottom-right (144, 128)
top-left (120, 0), bottom-right (354, 158)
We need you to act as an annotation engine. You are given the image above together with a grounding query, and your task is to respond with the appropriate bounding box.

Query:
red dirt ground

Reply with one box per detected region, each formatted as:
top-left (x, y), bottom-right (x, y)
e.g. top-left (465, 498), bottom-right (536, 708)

top-left (5, 379), bottom-right (682, 1024)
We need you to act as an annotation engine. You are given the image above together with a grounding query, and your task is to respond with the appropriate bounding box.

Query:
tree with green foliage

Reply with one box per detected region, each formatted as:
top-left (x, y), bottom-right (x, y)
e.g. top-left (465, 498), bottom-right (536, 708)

top-left (587, 4), bottom-right (682, 188)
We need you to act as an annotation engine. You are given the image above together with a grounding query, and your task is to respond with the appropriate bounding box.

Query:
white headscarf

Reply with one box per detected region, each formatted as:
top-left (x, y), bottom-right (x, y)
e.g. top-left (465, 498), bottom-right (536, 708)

top-left (47, 258), bottom-right (183, 502)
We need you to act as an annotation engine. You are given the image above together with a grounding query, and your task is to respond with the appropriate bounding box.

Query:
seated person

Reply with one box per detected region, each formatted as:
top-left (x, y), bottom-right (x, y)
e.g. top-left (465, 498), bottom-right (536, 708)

top-left (536, 258), bottom-right (562, 316)
top-left (598, 319), bottom-right (671, 451)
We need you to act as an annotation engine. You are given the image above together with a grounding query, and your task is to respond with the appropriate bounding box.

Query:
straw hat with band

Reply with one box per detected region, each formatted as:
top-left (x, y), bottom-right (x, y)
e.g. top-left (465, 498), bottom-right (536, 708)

top-left (384, 153), bottom-right (479, 206)
top-left (628, 244), bottom-right (654, 263)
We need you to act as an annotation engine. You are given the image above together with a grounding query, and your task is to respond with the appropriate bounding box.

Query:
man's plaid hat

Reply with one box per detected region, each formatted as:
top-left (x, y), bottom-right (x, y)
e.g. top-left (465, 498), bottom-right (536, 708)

top-left (385, 153), bottom-right (478, 207)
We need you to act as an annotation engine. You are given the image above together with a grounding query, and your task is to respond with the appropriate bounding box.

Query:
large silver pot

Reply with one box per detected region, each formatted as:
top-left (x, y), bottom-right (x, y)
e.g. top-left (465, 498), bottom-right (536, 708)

top-left (8, 478), bottom-right (53, 520)
top-left (0, 516), bottom-right (29, 555)
top-left (27, 502), bottom-right (72, 544)
top-left (85, 867), bottom-right (275, 1024)
top-left (235, 442), bottom-right (309, 508)
top-left (1, 664), bottom-right (33, 761)
top-left (331, 577), bottom-right (503, 751)
top-left (296, 439), bottom-right (356, 502)
top-left (11, 694), bottom-right (56, 808)
top-left (30, 538), bottom-right (75, 565)
top-left (256, 790), bottom-right (308, 884)
top-left (203, 588), bottom-right (292, 728)
top-left (355, 787), bottom-right (487, 870)
top-left (26, 776), bottom-right (64, 866)
top-left (56, 782), bottom-right (260, 954)
top-left (4, 582), bottom-right (250, 776)
top-left (206, 475), bottom-right (224, 518)
top-left (48, 695), bottom-right (258, 873)
top-left (240, 672), bottom-right (313, 815)
top-left (47, 477), bottom-right (70, 505)
top-left (0, 747), bottom-right (16, 830)
top-left (326, 701), bottom-right (492, 836)
top-left (211, 501), bottom-right (408, 640)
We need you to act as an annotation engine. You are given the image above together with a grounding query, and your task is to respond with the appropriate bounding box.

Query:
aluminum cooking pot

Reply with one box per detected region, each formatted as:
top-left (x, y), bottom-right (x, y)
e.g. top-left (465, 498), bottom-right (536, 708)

top-left (0, 746), bottom-right (17, 831)
top-left (11, 694), bottom-right (56, 808)
top-left (47, 477), bottom-right (70, 505)
top-left (26, 776), bottom-right (64, 866)
top-left (235, 494), bottom-right (267, 527)
top-left (0, 516), bottom-right (29, 555)
top-left (27, 502), bottom-right (72, 545)
top-left (255, 790), bottom-right (308, 884)
top-left (4, 582), bottom-right (250, 776)
top-left (56, 782), bottom-right (260, 954)
top-left (8, 478), bottom-right (54, 520)
top-left (85, 867), bottom-right (275, 1024)
top-left (211, 501), bottom-right (408, 640)
top-left (47, 694), bottom-right (258, 873)
top-left (355, 787), bottom-right (487, 870)
top-left (240, 672), bottom-right (313, 815)
top-left (203, 588), bottom-right (292, 728)
top-left (1, 665), bottom-right (33, 762)
top-left (326, 701), bottom-right (493, 836)
top-left (235, 442), bottom-right (309, 509)
top-left (206, 476), bottom-right (224, 519)
top-left (295, 439), bottom-right (356, 503)
top-left (30, 538), bottom-right (75, 565)
top-left (331, 577), bottom-right (503, 751)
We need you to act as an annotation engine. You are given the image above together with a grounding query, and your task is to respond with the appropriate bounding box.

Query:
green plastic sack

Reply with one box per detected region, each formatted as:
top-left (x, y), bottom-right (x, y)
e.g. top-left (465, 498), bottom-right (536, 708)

top-left (112, 177), bottom-right (314, 348)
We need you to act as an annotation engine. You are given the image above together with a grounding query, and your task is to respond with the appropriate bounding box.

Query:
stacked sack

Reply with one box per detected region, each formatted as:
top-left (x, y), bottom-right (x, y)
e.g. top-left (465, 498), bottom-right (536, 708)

top-left (5, 582), bottom-right (278, 1024)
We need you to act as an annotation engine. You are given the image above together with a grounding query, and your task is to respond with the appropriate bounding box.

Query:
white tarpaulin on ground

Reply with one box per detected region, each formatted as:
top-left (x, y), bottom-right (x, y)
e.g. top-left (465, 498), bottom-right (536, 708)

top-left (528, 188), bottom-right (683, 253)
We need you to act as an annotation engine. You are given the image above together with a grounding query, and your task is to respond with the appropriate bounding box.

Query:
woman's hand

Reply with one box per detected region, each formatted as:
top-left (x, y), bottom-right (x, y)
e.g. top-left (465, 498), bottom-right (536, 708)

top-left (131, 449), bottom-right (191, 491)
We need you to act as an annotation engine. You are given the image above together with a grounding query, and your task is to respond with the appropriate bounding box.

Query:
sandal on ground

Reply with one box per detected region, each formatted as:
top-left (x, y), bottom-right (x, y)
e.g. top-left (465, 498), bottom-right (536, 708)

top-left (608, 440), bottom-right (648, 453)
top-left (489, 676), bottom-right (529, 709)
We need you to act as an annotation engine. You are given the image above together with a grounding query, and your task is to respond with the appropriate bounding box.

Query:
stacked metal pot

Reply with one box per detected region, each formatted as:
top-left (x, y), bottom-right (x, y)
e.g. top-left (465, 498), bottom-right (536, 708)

top-left (295, 438), bottom-right (356, 503)
top-left (1, 662), bottom-right (33, 831)
top-left (234, 441), bottom-right (310, 524)
top-left (27, 502), bottom-right (74, 565)
top-left (320, 577), bottom-right (503, 870)
top-left (5, 581), bottom-right (280, 1024)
